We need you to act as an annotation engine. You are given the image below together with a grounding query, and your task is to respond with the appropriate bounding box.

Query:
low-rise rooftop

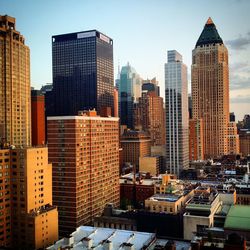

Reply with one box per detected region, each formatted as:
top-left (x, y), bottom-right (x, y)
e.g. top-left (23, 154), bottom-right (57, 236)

top-left (224, 205), bottom-right (250, 231)
top-left (47, 226), bottom-right (155, 250)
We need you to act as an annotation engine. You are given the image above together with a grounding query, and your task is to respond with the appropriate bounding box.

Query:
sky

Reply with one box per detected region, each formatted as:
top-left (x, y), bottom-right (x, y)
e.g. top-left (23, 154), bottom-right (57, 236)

top-left (1, 0), bottom-right (250, 121)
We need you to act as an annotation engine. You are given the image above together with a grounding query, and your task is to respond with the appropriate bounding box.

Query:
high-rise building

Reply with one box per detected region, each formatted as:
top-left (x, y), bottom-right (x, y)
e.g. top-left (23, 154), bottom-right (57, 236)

top-left (120, 130), bottom-right (151, 169)
top-left (142, 77), bottom-right (160, 97)
top-left (47, 110), bottom-right (120, 236)
top-left (0, 15), bottom-right (31, 147)
top-left (0, 15), bottom-right (58, 249)
top-left (119, 63), bottom-right (141, 129)
top-left (165, 50), bottom-right (189, 176)
top-left (47, 30), bottom-right (114, 116)
top-left (134, 91), bottom-right (165, 146)
top-left (189, 119), bottom-right (204, 161)
top-left (31, 90), bottom-right (45, 146)
top-left (192, 17), bottom-right (229, 158)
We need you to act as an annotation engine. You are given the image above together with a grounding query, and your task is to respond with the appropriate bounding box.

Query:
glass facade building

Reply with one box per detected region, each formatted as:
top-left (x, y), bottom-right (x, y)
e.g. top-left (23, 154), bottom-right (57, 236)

top-left (118, 63), bottom-right (141, 129)
top-left (165, 50), bottom-right (189, 176)
top-left (47, 30), bottom-right (114, 116)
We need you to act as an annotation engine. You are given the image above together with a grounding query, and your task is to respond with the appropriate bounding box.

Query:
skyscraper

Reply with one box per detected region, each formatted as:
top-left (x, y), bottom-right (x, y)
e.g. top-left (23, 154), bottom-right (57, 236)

top-left (165, 50), bottom-right (189, 176)
top-left (0, 15), bottom-right (31, 146)
top-left (47, 30), bottom-right (114, 116)
top-left (192, 17), bottom-right (229, 158)
top-left (119, 63), bottom-right (141, 129)
top-left (0, 15), bottom-right (58, 249)
top-left (47, 110), bottom-right (120, 236)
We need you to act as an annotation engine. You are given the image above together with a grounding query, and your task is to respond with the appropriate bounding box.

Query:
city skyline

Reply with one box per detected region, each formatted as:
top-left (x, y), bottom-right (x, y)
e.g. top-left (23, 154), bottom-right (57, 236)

top-left (1, 0), bottom-right (250, 120)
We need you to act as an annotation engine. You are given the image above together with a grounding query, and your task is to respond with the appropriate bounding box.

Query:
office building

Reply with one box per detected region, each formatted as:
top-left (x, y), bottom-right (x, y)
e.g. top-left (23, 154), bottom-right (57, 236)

top-left (165, 50), bottom-right (189, 176)
top-left (120, 130), bottom-right (151, 169)
top-left (134, 91), bottom-right (165, 146)
top-left (47, 30), bottom-right (114, 116)
top-left (119, 63), bottom-right (141, 129)
top-left (0, 15), bottom-right (31, 147)
top-left (31, 90), bottom-right (45, 146)
top-left (142, 77), bottom-right (160, 96)
top-left (192, 17), bottom-right (229, 158)
top-left (189, 118), bottom-right (204, 161)
top-left (47, 110), bottom-right (120, 236)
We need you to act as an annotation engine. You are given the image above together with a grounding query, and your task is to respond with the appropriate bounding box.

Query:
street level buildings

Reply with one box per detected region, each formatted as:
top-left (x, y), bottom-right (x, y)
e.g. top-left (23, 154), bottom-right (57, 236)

top-left (0, 15), bottom-right (31, 147)
top-left (165, 50), bottom-right (189, 176)
top-left (192, 17), bottom-right (230, 158)
top-left (46, 30), bottom-right (114, 117)
top-left (47, 111), bottom-right (120, 236)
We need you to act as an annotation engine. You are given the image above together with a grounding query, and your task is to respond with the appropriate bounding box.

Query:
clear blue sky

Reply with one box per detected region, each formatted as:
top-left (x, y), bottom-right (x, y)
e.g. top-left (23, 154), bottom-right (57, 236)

top-left (1, 0), bottom-right (250, 120)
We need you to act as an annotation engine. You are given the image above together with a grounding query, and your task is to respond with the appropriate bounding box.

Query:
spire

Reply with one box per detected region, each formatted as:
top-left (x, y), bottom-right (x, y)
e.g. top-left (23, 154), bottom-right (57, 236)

top-left (195, 17), bottom-right (223, 48)
top-left (206, 17), bottom-right (213, 25)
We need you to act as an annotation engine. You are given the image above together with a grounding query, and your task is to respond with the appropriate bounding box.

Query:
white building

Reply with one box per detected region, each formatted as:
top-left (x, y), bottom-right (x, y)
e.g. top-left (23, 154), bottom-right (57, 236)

top-left (165, 50), bottom-right (189, 176)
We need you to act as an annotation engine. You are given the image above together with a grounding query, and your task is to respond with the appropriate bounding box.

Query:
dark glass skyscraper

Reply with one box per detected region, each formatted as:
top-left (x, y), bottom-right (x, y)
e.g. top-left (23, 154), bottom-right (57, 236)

top-left (47, 30), bottom-right (114, 116)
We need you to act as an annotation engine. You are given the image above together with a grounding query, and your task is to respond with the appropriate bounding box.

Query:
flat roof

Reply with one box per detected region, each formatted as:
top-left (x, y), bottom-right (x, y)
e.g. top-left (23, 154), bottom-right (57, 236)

top-left (147, 194), bottom-right (181, 202)
top-left (224, 205), bottom-right (250, 231)
top-left (47, 116), bottom-right (119, 122)
top-left (47, 226), bottom-right (155, 250)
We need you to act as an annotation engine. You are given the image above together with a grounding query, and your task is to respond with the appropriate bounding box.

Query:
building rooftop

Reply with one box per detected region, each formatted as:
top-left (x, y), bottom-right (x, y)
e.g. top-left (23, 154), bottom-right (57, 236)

top-left (224, 205), bottom-right (250, 231)
top-left (47, 226), bottom-right (155, 250)
top-left (149, 239), bottom-right (190, 250)
top-left (147, 193), bottom-right (182, 203)
top-left (196, 17), bottom-right (223, 48)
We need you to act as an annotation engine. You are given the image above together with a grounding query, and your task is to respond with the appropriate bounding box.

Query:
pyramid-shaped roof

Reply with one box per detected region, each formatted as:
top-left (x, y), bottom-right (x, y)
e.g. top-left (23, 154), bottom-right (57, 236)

top-left (195, 17), bottom-right (223, 48)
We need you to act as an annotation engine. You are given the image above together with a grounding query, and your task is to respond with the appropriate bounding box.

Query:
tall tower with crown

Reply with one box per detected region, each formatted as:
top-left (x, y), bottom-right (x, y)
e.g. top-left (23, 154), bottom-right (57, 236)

top-left (192, 17), bottom-right (229, 158)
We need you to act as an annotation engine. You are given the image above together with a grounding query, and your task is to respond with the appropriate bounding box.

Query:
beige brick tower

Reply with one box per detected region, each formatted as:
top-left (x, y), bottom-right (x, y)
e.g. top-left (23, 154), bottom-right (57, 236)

top-left (0, 15), bottom-right (31, 147)
top-left (192, 17), bottom-right (229, 158)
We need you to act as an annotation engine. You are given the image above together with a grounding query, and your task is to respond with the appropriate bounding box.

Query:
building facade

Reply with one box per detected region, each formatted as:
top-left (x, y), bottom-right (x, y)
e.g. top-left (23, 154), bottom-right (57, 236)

top-left (228, 121), bottom-right (239, 155)
top-left (47, 111), bottom-right (120, 236)
top-left (31, 90), bottom-right (45, 146)
top-left (165, 50), bottom-right (189, 176)
top-left (192, 17), bottom-right (229, 158)
top-left (0, 15), bottom-right (31, 147)
top-left (118, 63), bottom-right (141, 129)
top-left (47, 30), bottom-right (114, 116)
top-left (189, 118), bottom-right (204, 161)
top-left (0, 147), bottom-right (58, 249)
top-left (120, 130), bottom-right (151, 169)
top-left (239, 130), bottom-right (250, 157)
top-left (134, 91), bottom-right (165, 146)
top-left (11, 147), bottom-right (58, 249)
